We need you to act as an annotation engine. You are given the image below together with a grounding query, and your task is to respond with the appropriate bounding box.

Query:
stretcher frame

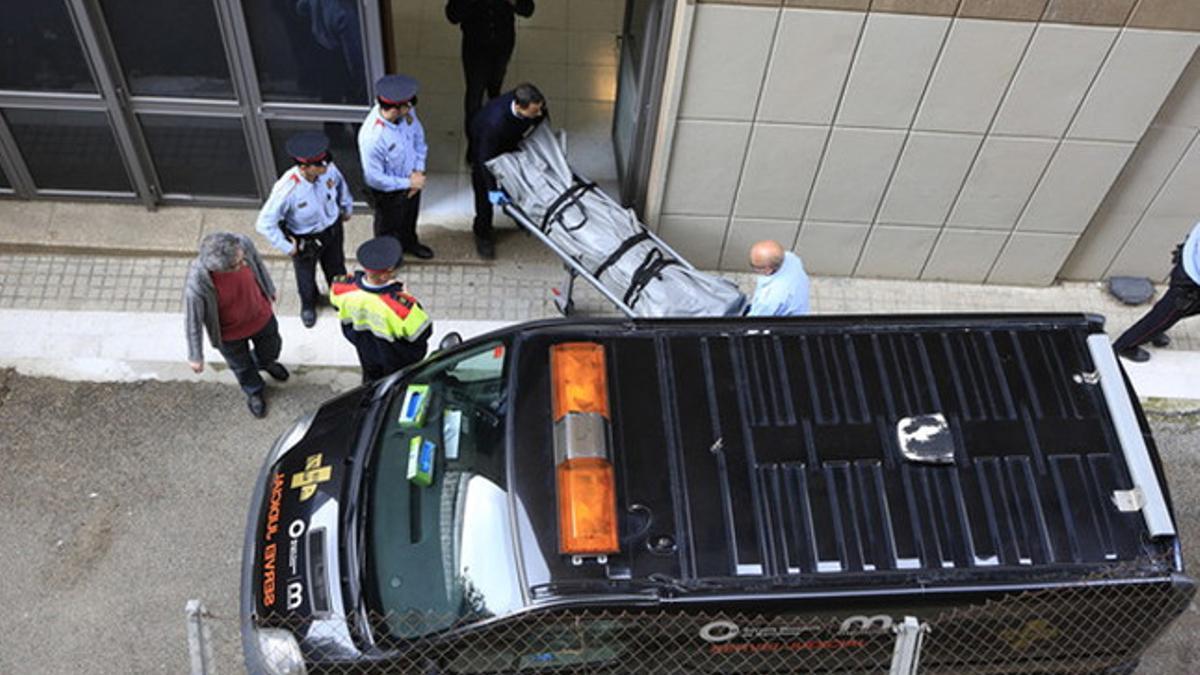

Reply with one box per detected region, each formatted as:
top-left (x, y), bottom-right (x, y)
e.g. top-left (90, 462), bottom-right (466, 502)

top-left (500, 176), bottom-right (702, 318)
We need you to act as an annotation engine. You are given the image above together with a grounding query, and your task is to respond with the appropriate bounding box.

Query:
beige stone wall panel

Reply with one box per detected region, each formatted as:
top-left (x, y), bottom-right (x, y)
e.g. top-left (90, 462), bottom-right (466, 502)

top-left (1129, 0), bottom-right (1200, 32)
top-left (1041, 0), bottom-right (1138, 26)
top-left (958, 0), bottom-right (1048, 21)
top-left (869, 0), bottom-right (959, 16)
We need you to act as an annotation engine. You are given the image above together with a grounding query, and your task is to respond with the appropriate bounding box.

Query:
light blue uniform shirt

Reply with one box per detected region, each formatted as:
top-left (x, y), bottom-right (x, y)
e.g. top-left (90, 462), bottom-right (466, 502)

top-left (749, 251), bottom-right (811, 317)
top-left (1181, 221), bottom-right (1200, 285)
top-left (357, 104), bottom-right (428, 193)
top-left (256, 163), bottom-right (353, 254)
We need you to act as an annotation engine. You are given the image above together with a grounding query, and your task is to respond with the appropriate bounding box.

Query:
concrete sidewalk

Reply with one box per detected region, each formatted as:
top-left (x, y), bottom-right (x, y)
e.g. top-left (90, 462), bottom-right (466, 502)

top-left (0, 200), bottom-right (1197, 402)
top-left (0, 198), bottom-right (568, 265)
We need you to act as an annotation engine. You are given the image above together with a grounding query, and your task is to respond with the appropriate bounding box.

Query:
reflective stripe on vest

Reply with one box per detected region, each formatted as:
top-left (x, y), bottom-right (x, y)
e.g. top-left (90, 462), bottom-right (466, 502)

top-left (330, 284), bottom-right (430, 342)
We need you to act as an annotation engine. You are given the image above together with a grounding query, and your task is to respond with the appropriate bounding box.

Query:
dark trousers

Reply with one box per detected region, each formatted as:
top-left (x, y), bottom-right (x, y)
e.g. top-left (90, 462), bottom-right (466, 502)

top-left (1113, 263), bottom-right (1200, 352)
top-left (370, 189), bottom-right (422, 250)
top-left (471, 162), bottom-right (494, 240)
top-left (462, 42), bottom-right (512, 134)
top-left (217, 316), bottom-right (282, 396)
top-left (292, 222), bottom-right (346, 311)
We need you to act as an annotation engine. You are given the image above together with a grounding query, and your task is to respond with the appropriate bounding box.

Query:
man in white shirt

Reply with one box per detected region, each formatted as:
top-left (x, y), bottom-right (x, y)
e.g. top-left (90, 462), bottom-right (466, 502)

top-left (747, 240), bottom-right (810, 317)
top-left (1113, 221), bottom-right (1200, 362)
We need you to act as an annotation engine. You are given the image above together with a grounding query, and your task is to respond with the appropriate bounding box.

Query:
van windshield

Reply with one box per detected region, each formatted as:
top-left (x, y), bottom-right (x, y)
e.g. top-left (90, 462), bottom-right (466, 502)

top-left (364, 340), bottom-right (522, 640)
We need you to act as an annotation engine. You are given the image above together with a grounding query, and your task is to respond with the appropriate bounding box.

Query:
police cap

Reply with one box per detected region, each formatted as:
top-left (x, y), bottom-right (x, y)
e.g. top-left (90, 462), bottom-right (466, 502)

top-left (375, 74), bottom-right (419, 106)
top-left (285, 131), bottom-right (330, 165)
top-left (357, 236), bottom-right (403, 271)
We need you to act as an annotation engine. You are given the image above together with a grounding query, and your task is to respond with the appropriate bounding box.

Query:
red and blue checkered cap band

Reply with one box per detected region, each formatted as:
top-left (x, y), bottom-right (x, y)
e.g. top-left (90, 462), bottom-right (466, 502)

top-left (293, 151), bottom-right (329, 164)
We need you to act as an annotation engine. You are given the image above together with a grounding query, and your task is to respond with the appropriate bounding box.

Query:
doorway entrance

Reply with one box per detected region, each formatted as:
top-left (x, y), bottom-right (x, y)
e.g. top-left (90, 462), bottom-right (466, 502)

top-left (379, 1), bottom-right (668, 229)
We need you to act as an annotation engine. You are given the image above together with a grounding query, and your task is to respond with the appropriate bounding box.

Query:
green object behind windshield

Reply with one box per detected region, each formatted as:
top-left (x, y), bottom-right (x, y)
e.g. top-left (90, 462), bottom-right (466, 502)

top-left (366, 341), bottom-right (519, 640)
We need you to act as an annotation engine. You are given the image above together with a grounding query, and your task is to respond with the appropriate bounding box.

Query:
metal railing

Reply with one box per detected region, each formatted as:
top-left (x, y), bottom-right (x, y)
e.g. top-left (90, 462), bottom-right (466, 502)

top-left (197, 556), bottom-right (1193, 674)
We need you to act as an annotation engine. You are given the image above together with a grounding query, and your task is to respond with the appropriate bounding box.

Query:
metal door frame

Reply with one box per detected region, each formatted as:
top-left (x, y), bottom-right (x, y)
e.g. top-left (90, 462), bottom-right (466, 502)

top-left (612, 0), bottom-right (677, 217)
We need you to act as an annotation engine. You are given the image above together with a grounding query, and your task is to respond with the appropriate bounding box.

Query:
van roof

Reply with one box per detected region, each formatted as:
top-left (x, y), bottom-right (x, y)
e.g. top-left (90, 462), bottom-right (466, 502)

top-left (507, 314), bottom-right (1179, 602)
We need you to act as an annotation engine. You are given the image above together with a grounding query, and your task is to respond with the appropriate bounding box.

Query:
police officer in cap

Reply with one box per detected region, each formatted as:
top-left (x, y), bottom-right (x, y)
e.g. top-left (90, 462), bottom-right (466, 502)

top-left (330, 236), bottom-right (433, 383)
top-left (256, 132), bottom-right (352, 328)
top-left (358, 74), bottom-right (434, 259)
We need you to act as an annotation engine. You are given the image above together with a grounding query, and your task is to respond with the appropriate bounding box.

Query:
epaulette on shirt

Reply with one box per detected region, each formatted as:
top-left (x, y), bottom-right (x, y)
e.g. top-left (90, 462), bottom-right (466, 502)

top-left (379, 289), bottom-right (418, 318)
top-left (330, 277), bottom-right (357, 296)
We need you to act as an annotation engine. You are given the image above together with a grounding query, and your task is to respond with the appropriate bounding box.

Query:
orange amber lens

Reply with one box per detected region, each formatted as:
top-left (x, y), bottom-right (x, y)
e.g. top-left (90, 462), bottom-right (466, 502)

top-left (550, 342), bottom-right (609, 421)
top-left (557, 457), bottom-right (619, 555)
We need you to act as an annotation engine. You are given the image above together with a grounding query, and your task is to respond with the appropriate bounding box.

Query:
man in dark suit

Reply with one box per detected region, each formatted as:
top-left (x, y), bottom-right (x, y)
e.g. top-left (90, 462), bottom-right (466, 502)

top-left (467, 82), bottom-right (546, 259)
top-left (445, 0), bottom-right (535, 134)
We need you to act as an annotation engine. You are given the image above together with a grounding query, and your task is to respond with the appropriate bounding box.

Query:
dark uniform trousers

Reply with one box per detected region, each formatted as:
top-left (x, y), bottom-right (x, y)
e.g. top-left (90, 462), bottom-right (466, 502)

top-left (369, 188), bottom-right (422, 251)
top-left (355, 336), bottom-right (428, 383)
top-left (1113, 261), bottom-right (1200, 353)
top-left (292, 221), bottom-right (346, 311)
top-left (217, 316), bottom-right (283, 395)
top-left (471, 162), bottom-right (495, 240)
top-left (462, 42), bottom-right (512, 135)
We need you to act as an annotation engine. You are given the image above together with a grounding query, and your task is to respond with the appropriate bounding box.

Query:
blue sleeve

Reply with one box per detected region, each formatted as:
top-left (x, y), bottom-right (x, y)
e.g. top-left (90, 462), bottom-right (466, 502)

top-left (332, 164), bottom-right (353, 214)
top-left (747, 286), bottom-right (781, 317)
top-left (413, 117), bottom-right (428, 173)
top-left (1183, 221), bottom-right (1200, 284)
top-left (255, 182), bottom-right (294, 254)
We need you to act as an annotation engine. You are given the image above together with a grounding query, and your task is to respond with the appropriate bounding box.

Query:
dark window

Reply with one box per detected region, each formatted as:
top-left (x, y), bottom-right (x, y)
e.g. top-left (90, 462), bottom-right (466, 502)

top-left (267, 120), bottom-right (364, 200)
top-left (4, 109), bottom-right (131, 192)
top-left (98, 0), bottom-right (234, 98)
top-left (140, 115), bottom-right (258, 198)
top-left (0, 3), bottom-right (96, 93)
top-left (242, 0), bottom-right (367, 104)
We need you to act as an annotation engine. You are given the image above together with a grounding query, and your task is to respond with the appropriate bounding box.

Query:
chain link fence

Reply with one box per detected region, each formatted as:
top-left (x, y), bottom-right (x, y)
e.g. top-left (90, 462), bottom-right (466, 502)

top-left (204, 557), bottom-right (1192, 674)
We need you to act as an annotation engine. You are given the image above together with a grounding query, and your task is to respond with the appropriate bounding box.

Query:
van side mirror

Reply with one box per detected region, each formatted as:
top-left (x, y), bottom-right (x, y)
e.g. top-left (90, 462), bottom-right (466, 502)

top-left (439, 332), bottom-right (463, 351)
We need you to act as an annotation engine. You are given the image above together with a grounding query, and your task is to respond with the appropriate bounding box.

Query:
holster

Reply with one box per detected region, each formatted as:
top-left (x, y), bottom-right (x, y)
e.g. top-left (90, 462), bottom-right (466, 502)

top-left (282, 222), bottom-right (324, 260)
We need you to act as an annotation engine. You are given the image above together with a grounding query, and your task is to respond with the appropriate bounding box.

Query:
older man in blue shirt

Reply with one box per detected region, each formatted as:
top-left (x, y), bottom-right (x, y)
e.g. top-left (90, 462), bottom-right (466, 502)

top-left (747, 240), bottom-right (810, 317)
top-left (358, 74), bottom-right (433, 259)
top-left (1113, 221), bottom-right (1200, 362)
top-left (256, 132), bottom-right (352, 328)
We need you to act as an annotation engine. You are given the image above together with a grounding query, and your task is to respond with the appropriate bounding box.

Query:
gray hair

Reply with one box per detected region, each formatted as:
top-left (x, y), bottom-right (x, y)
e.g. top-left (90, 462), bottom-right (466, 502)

top-left (199, 232), bottom-right (243, 272)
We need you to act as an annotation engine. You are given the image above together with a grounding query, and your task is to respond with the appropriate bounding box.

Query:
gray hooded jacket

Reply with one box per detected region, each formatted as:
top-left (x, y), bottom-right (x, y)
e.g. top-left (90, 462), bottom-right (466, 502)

top-left (184, 235), bottom-right (276, 363)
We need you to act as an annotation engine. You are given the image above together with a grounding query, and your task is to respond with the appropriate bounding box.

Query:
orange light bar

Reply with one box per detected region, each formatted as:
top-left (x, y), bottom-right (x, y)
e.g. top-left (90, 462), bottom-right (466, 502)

top-left (556, 457), bottom-right (619, 555)
top-left (550, 342), bottom-right (609, 421)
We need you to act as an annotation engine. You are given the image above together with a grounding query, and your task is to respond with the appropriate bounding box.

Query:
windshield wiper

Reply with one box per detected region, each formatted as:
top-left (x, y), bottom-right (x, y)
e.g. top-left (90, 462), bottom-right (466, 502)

top-left (344, 384), bottom-right (395, 644)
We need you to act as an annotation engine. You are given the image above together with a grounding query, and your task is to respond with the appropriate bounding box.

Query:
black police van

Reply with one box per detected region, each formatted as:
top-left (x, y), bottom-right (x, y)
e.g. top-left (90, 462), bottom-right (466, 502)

top-left (241, 315), bottom-right (1192, 674)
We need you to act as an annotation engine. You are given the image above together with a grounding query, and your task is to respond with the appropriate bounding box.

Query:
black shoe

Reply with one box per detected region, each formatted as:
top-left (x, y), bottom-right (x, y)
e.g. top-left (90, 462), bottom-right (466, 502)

top-left (264, 362), bottom-right (290, 382)
top-left (301, 308), bottom-right (316, 328)
top-left (1151, 333), bottom-right (1171, 348)
top-left (475, 236), bottom-right (495, 260)
top-left (408, 243), bottom-right (434, 259)
top-left (1119, 347), bottom-right (1151, 363)
top-left (247, 392), bottom-right (267, 418)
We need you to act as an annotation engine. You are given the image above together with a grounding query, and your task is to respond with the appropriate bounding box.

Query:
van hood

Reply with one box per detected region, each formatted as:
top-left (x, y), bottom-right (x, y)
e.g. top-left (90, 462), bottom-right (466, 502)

top-left (245, 386), bottom-right (373, 622)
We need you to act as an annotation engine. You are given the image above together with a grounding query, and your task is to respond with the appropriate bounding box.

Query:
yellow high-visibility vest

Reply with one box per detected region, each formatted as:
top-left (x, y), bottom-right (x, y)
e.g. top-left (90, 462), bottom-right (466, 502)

top-left (329, 276), bottom-right (430, 342)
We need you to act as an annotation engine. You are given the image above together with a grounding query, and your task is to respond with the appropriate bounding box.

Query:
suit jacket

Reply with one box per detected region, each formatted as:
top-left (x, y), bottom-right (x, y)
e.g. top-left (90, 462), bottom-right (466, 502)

top-left (468, 91), bottom-right (546, 190)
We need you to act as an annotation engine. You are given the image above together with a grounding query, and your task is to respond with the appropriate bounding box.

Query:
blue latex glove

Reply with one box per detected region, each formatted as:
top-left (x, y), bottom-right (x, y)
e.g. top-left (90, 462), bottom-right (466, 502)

top-left (488, 190), bottom-right (509, 205)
